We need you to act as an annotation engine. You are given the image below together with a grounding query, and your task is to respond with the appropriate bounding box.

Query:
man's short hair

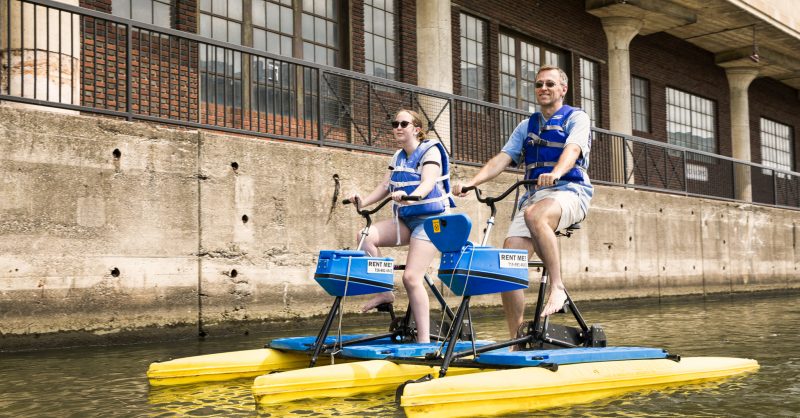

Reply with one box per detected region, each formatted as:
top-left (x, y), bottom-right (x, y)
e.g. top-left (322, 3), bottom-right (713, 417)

top-left (537, 66), bottom-right (568, 87)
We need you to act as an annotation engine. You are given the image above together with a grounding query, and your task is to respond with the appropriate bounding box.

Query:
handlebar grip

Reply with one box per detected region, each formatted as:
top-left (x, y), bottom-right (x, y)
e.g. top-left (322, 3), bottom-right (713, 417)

top-left (461, 186), bottom-right (477, 193)
top-left (402, 195), bottom-right (422, 201)
top-left (342, 198), bottom-right (353, 205)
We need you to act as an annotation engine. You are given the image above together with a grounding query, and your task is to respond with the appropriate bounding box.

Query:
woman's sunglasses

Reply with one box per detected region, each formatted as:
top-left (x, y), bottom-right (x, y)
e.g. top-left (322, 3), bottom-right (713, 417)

top-left (391, 120), bottom-right (413, 129)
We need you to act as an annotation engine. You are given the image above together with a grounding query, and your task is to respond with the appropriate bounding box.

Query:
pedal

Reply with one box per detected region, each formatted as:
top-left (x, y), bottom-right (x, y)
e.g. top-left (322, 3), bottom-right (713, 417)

top-left (375, 302), bottom-right (394, 314)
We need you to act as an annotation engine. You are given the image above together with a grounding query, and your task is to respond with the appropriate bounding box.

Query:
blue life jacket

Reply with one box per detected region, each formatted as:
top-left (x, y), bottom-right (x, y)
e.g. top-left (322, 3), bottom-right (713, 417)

top-left (388, 140), bottom-right (455, 219)
top-left (524, 105), bottom-right (590, 185)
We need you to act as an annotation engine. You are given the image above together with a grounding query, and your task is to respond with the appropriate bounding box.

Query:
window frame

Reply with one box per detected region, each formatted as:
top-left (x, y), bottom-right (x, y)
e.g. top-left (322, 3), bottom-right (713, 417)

top-left (498, 31), bottom-right (567, 113)
top-left (759, 117), bottom-right (794, 177)
top-left (631, 75), bottom-right (650, 133)
top-left (578, 57), bottom-right (599, 127)
top-left (459, 12), bottom-right (487, 101)
top-left (665, 86), bottom-right (717, 154)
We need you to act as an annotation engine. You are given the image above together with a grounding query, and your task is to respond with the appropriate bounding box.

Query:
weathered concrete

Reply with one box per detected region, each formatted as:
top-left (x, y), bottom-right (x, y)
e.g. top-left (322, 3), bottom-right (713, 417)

top-left (1, 107), bottom-right (798, 350)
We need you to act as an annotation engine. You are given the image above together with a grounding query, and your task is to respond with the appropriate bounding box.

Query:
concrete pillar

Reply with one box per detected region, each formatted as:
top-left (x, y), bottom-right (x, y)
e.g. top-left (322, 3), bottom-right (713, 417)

top-left (601, 16), bottom-right (643, 184)
top-left (726, 67), bottom-right (759, 202)
top-left (416, 0), bottom-right (452, 150)
top-left (0, 0), bottom-right (80, 113)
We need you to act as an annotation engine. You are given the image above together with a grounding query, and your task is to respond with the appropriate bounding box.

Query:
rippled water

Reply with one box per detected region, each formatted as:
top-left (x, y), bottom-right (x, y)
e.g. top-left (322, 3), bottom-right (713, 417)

top-left (1, 290), bottom-right (798, 417)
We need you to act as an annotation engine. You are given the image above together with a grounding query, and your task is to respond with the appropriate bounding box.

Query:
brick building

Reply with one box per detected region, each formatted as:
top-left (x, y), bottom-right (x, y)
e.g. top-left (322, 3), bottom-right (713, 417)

top-left (3, 0), bottom-right (800, 203)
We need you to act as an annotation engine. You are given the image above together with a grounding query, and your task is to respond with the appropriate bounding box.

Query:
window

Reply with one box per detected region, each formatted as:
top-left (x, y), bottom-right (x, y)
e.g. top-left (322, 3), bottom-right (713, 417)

top-left (579, 58), bottom-right (598, 127)
top-left (460, 13), bottom-right (486, 100)
top-left (666, 87), bottom-right (715, 153)
top-left (364, 0), bottom-right (396, 80)
top-left (199, 0), bottom-right (243, 43)
top-left (112, 0), bottom-right (171, 28)
top-left (199, 0), bottom-right (244, 108)
top-left (302, 0), bottom-right (339, 66)
top-left (253, 0), bottom-right (294, 56)
top-left (631, 76), bottom-right (649, 132)
top-left (760, 118), bottom-right (793, 176)
top-left (499, 33), bottom-right (565, 113)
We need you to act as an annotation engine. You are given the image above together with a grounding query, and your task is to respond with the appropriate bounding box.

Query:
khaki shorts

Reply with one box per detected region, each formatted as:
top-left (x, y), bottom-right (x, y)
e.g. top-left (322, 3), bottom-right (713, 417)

top-left (506, 181), bottom-right (593, 238)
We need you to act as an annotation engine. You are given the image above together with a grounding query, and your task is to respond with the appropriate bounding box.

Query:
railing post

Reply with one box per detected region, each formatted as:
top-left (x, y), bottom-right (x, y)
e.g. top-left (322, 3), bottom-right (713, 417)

top-left (449, 97), bottom-right (455, 159)
top-left (366, 80), bottom-right (371, 146)
top-left (316, 68), bottom-right (322, 145)
top-left (773, 170), bottom-right (778, 206)
top-left (126, 22), bottom-right (132, 121)
top-left (682, 150), bottom-right (688, 195)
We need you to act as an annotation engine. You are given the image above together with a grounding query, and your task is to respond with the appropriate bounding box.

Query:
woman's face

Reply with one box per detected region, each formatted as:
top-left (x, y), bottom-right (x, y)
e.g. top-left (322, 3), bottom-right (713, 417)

top-left (393, 111), bottom-right (419, 144)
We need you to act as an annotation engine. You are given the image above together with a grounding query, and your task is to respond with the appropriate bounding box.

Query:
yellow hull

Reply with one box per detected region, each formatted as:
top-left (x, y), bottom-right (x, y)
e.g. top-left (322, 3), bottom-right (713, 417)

top-left (252, 360), bottom-right (485, 406)
top-left (400, 357), bottom-right (759, 418)
top-left (147, 348), bottom-right (312, 386)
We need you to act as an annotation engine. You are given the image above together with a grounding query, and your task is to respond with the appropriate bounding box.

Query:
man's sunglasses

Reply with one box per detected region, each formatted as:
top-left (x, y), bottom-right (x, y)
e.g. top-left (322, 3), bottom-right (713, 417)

top-left (534, 80), bottom-right (558, 89)
top-left (391, 120), bottom-right (414, 129)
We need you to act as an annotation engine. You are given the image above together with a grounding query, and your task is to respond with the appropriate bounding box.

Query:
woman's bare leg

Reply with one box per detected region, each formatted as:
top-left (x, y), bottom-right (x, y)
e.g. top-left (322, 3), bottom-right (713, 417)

top-left (403, 237), bottom-right (438, 343)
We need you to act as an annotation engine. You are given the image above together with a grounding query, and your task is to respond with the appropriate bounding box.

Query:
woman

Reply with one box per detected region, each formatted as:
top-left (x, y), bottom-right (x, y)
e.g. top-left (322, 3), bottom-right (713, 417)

top-left (347, 109), bottom-right (454, 343)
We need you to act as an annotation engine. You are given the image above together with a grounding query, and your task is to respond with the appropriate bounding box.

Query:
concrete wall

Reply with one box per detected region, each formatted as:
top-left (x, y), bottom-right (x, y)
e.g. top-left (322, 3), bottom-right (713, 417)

top-left (1, 106), bottom-right (798, 350)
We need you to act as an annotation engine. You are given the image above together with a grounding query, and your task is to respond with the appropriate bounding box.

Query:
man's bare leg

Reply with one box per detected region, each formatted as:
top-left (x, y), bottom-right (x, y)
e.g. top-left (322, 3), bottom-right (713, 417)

top-left (523, 199), bottom-right (567, 317)
top-left (502, 236), bottom-right (534, 340)
top-left (361, 291), bottom-right (395, 312)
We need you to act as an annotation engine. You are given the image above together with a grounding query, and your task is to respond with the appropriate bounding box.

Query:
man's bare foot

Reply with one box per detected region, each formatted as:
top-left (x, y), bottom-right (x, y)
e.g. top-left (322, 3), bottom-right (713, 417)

top-left (540, 285), bottom-right (568, 317)
top-left (361, 291), bottom-right (395, 312)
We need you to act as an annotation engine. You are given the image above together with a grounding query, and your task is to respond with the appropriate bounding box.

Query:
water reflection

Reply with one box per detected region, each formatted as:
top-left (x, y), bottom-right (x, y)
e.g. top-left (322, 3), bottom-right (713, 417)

top-left (1, 291), bottom-right (798, 417)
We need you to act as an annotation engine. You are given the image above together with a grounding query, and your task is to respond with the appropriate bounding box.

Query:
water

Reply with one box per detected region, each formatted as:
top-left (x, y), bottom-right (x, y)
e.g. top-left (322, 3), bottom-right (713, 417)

top-left (1, 290), bottom-right (799, 417)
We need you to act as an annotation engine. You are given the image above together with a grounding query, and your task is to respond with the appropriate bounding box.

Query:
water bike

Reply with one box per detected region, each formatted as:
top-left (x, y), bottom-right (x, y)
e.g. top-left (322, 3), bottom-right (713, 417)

top-left (147, 196), bottom-right (480, 386)
top-left (394, 180), bottom-right (760, 417)
top-left (249, 179), bottom-right (757, 414)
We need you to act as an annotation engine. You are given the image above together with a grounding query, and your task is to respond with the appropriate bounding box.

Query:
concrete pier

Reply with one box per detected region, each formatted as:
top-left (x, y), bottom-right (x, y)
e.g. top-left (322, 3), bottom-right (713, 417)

top-left (1, 107), bottom-right (798, 350)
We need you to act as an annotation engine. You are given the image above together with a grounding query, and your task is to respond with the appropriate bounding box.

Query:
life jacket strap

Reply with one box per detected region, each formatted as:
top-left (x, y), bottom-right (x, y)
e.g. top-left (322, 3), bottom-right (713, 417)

top-left (527, 132), bottom-right (566, 149)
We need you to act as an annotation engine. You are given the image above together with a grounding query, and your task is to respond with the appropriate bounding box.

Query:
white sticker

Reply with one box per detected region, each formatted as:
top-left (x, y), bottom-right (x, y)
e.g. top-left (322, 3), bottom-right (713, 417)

top-left (498, 252), bottom-right (528, 269)
top-left (367, 260), bottom-right (394, 274)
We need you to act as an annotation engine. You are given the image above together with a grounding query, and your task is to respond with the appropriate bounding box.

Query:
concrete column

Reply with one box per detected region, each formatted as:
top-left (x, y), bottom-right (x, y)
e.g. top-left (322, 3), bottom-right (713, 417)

top-left (726, 67), bottom-right (759, 202)
top-left (0, 0), bottom-right (80, 113)
top-left (601, 16), bottom-right (643, 184)
top-left (416, 0), bottom-right (452, 150)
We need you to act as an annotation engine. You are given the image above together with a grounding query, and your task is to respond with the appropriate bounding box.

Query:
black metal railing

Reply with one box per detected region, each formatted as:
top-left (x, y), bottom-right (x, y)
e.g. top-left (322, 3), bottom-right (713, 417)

top-left (2, 0), bottom-right (798, 209)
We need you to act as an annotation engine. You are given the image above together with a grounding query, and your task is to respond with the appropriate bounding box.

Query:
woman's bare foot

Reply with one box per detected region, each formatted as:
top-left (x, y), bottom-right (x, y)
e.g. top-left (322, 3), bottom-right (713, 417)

top-left (540, 285), bottom-right (568, 317)
top-left (361, 291), bottom-right (395, 312)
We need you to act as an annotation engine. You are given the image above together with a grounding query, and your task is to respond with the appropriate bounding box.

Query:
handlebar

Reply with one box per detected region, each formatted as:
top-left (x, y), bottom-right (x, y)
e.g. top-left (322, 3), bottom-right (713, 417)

top-left (342, 195), bottom-right (422, 217)
top-left (462, 179), bottom-right (537, 205)
top-left (461, 179), bottom-right (539, 220)
top-left (343, 195), bottom-right (422, 245)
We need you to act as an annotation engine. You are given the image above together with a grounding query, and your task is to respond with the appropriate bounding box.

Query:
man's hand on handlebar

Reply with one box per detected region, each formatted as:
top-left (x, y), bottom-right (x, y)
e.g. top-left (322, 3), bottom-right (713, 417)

top-left (536, 173), bottom-right (560, 189)
top-left (453, 182), bottom-right (476, 197)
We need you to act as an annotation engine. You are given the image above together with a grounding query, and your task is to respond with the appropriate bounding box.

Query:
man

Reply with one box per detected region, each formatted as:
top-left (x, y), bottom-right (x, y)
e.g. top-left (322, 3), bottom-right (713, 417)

top-left (454, 65), bottom-right (593, 339)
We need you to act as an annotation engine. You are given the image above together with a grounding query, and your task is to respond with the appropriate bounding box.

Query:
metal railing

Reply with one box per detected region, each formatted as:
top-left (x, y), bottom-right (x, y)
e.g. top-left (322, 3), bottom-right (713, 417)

top-left (2, 0), bottom-right (798, 210)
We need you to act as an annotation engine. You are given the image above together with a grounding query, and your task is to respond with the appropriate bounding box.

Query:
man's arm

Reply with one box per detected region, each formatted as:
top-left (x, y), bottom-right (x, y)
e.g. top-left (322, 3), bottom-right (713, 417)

top-left (454, 152), bottom-right (513, 196)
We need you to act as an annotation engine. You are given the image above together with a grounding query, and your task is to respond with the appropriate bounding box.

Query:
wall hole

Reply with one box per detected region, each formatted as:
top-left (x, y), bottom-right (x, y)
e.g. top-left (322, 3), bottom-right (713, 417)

top-left (620, 204), bottom-right (624, 209)
top-left (242, 214), bottom-right (249, 224)
top-left (231, 162), bottom-right (239, 170)
top-left (624, 266), bottom-right (628, 271)
top-left (585, 266), bottom-right (589, 272)
top-left (112, 149), bottom-right (121, 159)
top-left (110, 267), bottom-right (120, 277)
top-left (230, 269), bottom-right (238, 278)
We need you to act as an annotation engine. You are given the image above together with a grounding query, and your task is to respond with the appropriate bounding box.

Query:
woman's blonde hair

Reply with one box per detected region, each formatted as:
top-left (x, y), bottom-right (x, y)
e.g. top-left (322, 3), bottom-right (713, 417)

top-left (394, 109), bottom-right (427, 141)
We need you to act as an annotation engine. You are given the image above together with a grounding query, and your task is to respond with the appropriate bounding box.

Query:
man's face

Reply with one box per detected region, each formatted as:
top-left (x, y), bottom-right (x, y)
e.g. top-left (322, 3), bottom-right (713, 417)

top-left (535, 69), bottom-right (567, 107)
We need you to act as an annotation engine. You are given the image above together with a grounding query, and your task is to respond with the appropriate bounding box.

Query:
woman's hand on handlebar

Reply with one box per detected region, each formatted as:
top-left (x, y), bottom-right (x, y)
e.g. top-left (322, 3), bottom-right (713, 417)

top-left (390, 190), bottom-right (408, 204)
top-left (343, 193), bottom-right (362, 209)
